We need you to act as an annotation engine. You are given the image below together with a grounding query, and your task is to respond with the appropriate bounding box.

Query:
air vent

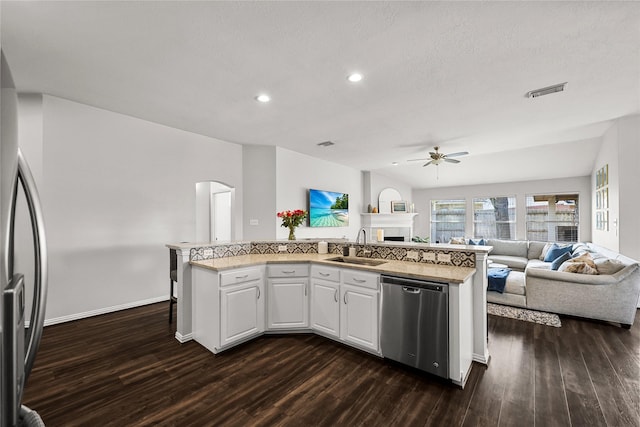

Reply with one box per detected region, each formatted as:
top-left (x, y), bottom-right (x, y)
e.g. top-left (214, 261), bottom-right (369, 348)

top-left (317, 141), bottom-right (335, 147)
top-left (525, 82), bottom-right (567, 98)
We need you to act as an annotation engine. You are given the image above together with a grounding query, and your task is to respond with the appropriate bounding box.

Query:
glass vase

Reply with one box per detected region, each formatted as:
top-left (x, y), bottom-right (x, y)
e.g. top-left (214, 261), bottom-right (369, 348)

top-left (288, 226), bottom-right (296, 240)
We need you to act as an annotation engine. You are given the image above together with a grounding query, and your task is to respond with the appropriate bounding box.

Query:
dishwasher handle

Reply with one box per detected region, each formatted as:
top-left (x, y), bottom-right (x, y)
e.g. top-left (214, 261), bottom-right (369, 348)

top-left (402, 286), bottom-right (421, 294)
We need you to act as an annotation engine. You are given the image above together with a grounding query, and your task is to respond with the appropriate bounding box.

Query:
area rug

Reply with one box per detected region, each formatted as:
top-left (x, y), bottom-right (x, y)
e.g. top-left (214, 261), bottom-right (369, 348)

top-left (487, 303), bottom-right (562, 327)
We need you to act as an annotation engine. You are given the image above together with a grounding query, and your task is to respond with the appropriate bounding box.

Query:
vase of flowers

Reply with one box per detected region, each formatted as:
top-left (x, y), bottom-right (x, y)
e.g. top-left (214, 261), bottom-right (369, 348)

top-left (277, 209), bottom-right (307, 240)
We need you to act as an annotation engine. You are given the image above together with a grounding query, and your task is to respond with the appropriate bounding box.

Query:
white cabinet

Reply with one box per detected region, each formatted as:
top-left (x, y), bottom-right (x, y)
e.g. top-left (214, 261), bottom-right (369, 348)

top-left (310, 266), bottom-right (341, 338)
top-left (220, 279), bottom-right (265, 346)
top-left (267, 264), bottom-right (309, 330)
top-left (312, 266), bottom-right (380, 353)
top-left (340, 279), bottom-right (379, 353)
top-left (192, 265), bottom-right (264, 353)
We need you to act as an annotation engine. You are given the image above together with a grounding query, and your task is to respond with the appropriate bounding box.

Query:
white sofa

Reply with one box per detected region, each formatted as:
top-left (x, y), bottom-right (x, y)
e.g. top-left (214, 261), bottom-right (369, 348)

top-left (485, 239), bottom-right (640, 328)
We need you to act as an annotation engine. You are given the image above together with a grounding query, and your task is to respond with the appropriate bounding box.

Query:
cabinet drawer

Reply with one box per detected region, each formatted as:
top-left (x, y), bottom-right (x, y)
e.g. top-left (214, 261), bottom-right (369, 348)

top-left (342, 269), bottom-right (379, 290)
top-left (311, 266), bottom-right (340, 282)
top-left (267, 264), bottom-right (310, 278)
top-left (220, 267), bottom-right (262, 287)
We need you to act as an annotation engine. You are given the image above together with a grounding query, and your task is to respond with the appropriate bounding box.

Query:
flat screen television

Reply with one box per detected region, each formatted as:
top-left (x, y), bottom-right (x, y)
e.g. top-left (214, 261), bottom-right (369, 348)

top-left (309, 189), bottom-right (349, 227)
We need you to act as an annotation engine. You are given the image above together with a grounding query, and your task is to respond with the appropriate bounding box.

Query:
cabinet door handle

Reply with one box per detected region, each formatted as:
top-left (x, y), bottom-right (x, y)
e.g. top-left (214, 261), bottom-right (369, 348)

top-left (353, 278), bottom-right (366, 283)
top-left (282, 270), bottom-right (295, 274)
top-left (343, 292), bottom-right (348, 304)
top-left (319, 272), bottom-right (330, 277)
top-left (334, 289), bottom-right (338, 302)
top-left (304, 284), bottom-right (307, 296)
top-left (236, 274), bottom-right (249, 280)
top-left (256, 287), bottom-right (261, 299)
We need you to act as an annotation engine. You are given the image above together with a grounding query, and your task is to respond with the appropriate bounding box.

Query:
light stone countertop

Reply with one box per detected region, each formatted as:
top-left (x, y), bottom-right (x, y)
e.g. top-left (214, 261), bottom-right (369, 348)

top-left (167, 239), bottom-right (493, 253)
top-left (190, 253), bottom-right (476, 284)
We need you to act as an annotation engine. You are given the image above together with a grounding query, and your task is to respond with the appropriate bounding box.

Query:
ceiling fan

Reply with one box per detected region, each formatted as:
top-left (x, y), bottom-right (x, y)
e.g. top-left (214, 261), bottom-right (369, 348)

top-left (408, 146), bottom-right (469, 167)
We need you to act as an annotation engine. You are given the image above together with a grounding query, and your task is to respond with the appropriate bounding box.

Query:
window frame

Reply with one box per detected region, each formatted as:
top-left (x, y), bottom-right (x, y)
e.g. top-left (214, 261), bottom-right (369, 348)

top-left (525, 193), bottom-right (580, 243)
top-left (472, 196), bottom-right (517, 240)
top-left (429, 198), bottom-right (466, 243)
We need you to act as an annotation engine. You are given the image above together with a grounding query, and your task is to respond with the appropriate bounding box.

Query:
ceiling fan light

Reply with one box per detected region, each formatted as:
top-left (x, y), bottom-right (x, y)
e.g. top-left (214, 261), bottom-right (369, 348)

top-left (432, 158), bottom-right (443, 165)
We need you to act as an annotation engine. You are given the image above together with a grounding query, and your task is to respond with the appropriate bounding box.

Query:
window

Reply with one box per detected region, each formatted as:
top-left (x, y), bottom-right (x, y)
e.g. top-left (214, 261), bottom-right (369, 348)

top-left (526, 194), bottom-right (579, 242)
top-left (430, 199), bottom-right (465, 243)
top-left (473, 197), bottom-right (516, 239)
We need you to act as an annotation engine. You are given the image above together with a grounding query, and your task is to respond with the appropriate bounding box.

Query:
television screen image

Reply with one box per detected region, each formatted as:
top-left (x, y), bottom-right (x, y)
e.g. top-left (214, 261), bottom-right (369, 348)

top-left (309, 189), bottom-right (349, 227)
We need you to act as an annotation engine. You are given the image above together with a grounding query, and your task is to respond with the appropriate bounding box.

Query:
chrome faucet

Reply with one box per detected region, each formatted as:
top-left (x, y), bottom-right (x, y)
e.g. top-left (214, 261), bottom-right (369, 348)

top-left (355, 228), bottom-right (367, 246)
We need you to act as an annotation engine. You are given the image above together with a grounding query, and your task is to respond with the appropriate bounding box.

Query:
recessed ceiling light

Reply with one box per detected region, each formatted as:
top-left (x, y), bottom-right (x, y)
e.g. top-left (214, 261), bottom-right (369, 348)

top-left (347, 73), bottom-right (363, 83)
top-left (255, 94), bottom-right (271, 103)
top-left (525, 82), bottom-right (567, 98)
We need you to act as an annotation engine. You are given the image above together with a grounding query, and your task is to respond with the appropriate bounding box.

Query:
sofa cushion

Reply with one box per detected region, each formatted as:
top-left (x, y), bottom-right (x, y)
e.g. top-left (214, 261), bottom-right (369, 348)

top-left (486, 239), bottom-right (528, 258)
top-left (527, 241), bottom-right (548, 260)
top-left (488, 255), bottom-right (528, 271)
top-left (551, 252), bottom-right (572, 270)
top-left (594, 257), bottom-right (626, 275)
top-left (504, 271), bottom-right (526, 296)
top-left (526, 259), bottom-right (552, 270)
top-left (544, 243), bottom-right (573, 262)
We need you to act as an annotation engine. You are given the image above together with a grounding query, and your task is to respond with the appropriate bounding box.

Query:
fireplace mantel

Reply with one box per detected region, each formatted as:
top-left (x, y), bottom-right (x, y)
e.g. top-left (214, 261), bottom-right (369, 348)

top-left (360, 213), bottom-right (418, 241)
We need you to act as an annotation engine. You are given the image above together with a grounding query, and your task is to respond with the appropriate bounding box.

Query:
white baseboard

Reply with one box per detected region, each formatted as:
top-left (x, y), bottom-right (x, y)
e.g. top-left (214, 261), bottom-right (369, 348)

top-left (175, 332), bottom-right (193, 343)
top-left (42, 296), bottom-right (169, 327)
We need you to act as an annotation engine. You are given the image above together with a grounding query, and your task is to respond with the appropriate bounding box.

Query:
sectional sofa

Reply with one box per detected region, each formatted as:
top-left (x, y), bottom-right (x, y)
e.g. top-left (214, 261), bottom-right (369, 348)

top-left (483, 238), bottom-right (640, 328)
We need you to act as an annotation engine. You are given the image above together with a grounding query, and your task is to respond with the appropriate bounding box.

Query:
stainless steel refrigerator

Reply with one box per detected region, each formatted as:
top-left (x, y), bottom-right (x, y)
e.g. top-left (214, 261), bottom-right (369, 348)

top-left (1, 51), bottom-right (48, 426)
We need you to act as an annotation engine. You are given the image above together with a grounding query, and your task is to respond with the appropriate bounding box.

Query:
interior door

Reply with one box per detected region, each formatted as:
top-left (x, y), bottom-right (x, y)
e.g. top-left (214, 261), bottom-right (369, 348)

top-left (211, 190), bottom-right (231, 241)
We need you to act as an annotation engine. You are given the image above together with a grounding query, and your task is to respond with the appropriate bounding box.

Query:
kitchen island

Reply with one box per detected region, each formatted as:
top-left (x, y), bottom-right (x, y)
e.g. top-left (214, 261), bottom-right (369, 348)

top-left (168, 240), bottom-right (492, 387)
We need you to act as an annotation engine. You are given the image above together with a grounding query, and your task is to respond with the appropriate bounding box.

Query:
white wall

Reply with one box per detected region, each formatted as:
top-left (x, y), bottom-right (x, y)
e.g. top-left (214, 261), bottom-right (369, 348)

top-left (592, 114), bottom-right (640, 260)
top-left (618, 115), bottom-right (640, 261)
top-left (275, 147), bottom-right (363, 240)
top-left (412, 176), bottom-right (592, 242)
top-left (592, 123), bottom-right (619, 252)
top-left (364, 171), bottom-right (413, 212)
top-left (19, 95), bottom-right (243, 322)
top-left (242, 145), bottom-right (277, 240)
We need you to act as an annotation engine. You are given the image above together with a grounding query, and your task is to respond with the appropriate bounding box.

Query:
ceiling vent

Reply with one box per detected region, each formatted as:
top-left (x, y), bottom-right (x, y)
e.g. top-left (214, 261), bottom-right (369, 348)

top-left (525, 82), bottom-right (567, 98)
top-left (317, 141), bottom-right (335, 147)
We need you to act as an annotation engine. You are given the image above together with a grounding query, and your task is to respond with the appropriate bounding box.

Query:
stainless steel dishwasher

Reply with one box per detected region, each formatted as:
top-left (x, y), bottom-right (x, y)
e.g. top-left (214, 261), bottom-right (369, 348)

top-left (380, 274), bottom-right (449, 378)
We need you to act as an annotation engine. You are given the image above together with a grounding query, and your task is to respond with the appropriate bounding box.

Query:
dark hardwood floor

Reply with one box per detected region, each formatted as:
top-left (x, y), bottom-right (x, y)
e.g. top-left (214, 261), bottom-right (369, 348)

top-left (23, 303), bottom-right (640, 426)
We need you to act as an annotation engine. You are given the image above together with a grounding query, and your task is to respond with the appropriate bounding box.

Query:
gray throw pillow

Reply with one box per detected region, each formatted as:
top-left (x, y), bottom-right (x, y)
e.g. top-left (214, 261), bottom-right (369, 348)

top-left (594, 258), bottom-right (626, 275)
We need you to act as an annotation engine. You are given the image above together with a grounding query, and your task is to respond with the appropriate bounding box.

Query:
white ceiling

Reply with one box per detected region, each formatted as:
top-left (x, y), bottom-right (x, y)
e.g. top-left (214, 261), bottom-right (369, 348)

top-left (2, 1), bottom-right (639, 189)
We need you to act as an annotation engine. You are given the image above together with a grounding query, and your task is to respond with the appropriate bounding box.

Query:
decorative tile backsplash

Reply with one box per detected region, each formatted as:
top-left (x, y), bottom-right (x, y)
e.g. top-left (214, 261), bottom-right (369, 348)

top-left (190, 243), bottom-right (251, 261)
top-left (189, 240), bottom-right (476, 268)
top-left (250, 241), bottom-right (318, 255)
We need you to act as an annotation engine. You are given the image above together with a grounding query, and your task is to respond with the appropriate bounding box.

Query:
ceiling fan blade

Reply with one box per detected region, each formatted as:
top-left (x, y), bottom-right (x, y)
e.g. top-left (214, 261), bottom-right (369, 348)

top-left (444, 151), bottom-right (469, 158)
top-left (422, 160), bottom-right (433, 167)
top-left (444, 158), bottom-right (460, 164)
top-left (428, 151), bottom-right (437, 157)
top-left (407, 158), bottom-right (429, 162)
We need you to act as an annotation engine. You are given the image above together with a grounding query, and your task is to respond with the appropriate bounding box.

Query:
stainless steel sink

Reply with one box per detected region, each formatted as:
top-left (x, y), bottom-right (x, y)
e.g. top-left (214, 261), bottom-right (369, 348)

top-left (325, 256), bottom-right (387, 266)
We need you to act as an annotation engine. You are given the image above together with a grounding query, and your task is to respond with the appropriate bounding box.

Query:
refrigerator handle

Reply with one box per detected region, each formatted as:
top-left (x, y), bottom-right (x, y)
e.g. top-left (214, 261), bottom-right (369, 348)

top-left (15, 149), bottom-right (48, 381)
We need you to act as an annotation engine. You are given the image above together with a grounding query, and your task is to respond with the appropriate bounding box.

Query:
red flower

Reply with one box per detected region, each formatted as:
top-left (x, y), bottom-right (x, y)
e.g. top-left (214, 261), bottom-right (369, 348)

top-left (276, 209), bottom-right (307, 228)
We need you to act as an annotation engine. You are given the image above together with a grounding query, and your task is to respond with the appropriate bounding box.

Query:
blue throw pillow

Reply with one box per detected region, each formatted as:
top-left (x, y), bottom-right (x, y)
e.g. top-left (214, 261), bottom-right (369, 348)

top-left (544, 243), bottom-right (572, 262)
top-left (468, 238), bottom-right (485, 246)
top-left (550, 251), bottom-right (572, 270)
